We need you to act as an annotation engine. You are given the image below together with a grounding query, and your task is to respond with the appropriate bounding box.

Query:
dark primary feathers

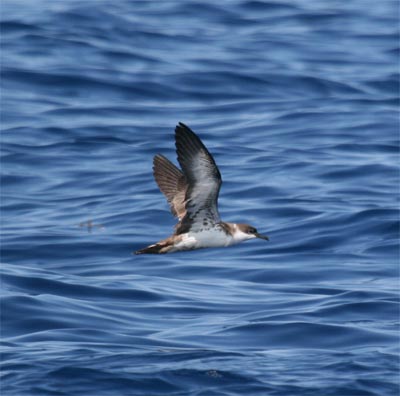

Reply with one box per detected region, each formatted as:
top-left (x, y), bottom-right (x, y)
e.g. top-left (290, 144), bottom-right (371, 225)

top-left (152, 123), bottom-right (223, 235)
top-left (174, 122), bottom-right (222, 234)
top-left (175, 123), bottom-right (221, 184)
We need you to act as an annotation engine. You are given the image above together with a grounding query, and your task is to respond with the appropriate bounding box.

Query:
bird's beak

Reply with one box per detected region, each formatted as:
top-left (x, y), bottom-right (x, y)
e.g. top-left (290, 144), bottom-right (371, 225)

top-left (255, 233), bottom-right (269, 241)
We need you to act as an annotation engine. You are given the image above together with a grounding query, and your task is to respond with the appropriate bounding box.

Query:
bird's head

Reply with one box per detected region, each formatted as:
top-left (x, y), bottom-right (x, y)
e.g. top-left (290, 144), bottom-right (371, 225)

top-left (233, 223), bottom-right (269, 242)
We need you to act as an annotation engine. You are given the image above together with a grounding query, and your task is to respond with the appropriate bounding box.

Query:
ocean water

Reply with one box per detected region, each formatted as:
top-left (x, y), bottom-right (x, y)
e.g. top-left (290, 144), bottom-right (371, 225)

top-left (1, 0), bottom-right (399, 395)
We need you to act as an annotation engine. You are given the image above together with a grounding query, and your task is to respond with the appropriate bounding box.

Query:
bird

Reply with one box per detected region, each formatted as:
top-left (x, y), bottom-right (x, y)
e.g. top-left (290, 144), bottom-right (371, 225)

top-left (135, 122), bottom-right (269, 254)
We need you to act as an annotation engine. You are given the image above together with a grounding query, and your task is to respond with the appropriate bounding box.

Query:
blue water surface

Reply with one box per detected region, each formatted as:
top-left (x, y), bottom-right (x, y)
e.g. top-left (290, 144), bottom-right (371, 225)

top-left (1, 1), bottom-right (399, 395)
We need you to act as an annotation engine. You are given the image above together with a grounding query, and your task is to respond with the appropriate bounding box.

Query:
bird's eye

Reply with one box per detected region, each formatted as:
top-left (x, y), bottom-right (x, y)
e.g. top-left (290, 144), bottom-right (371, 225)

top-left (250, 227), bottom-right (257, 234)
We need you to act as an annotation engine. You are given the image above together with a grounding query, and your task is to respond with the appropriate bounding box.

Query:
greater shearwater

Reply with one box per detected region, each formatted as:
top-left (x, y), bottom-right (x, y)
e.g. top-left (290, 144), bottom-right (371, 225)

top-left (135, 122), bottom-right (269, 254)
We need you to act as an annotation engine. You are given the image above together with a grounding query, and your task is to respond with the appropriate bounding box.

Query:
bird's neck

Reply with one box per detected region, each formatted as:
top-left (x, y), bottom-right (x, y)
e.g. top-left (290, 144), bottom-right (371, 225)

top-left (220, 222), bottom-right (252, 243)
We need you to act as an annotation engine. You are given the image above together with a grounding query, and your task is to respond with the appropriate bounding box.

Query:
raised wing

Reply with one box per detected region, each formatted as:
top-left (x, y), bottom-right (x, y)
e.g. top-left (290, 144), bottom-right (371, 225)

top-left (174, 122), bottom-right (222, 234)
top-left (153, 154), bottom-right (187, 219)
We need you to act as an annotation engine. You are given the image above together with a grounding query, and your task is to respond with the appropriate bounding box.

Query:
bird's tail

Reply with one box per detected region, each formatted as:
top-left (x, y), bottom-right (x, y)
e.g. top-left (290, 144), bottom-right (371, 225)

top-left (134, 244), bottom-right (163, 254)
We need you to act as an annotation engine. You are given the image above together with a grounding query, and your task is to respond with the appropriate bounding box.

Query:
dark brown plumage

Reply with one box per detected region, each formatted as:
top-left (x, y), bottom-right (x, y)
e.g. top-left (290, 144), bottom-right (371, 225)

top-left (153, 154), bottom-right (187, 219)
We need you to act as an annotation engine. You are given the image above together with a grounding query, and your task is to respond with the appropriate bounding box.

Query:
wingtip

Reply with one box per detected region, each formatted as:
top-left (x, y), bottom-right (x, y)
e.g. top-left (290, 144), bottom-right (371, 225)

top-left (152, 154), bottom-right (162, 172)
top-left (175, 122), bottom-right (183, 133)
top-left (153, 153), bottom-right (164, 163)
top-left (175, 122), bottom-right (193, 135)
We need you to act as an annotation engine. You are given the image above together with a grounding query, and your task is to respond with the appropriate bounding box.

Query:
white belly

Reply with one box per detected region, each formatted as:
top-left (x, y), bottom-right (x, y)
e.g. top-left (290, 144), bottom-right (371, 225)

top-left (173, 229), bottom-right (235, 252)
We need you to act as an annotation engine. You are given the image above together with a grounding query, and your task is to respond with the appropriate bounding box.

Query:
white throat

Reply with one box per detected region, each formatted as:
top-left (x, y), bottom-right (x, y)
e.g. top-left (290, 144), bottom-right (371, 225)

top-left (231, 223), bottom-right (256, 243)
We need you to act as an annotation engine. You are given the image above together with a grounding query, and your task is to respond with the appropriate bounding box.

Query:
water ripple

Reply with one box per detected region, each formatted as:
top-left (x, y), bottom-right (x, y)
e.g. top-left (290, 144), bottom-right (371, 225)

top-left (1, 0), bottom-right (399, 395)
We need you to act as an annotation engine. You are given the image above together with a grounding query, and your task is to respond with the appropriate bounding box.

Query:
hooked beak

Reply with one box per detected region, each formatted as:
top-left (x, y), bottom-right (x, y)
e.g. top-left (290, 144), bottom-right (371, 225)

top-left (255, 232), bottom-right (269, 241)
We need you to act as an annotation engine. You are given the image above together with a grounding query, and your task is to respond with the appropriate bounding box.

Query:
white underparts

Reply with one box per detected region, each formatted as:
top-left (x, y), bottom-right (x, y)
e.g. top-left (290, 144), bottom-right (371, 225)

top-left (170, 223), bottom-right (255, 252)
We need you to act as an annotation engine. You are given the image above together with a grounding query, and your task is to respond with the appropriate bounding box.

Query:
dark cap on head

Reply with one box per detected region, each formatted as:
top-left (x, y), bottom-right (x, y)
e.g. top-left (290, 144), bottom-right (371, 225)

top-left (237, 224), bottom-right (269, 240)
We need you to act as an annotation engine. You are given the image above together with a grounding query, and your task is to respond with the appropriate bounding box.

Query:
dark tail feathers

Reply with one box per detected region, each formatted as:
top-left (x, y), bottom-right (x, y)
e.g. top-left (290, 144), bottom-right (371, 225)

top-left (134, 243), bottom-right (165, 255)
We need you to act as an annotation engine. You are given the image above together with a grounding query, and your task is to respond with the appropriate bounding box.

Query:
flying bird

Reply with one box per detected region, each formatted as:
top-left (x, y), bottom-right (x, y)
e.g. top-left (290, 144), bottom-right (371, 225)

top-left (135, 123), bottom-right (269, 254)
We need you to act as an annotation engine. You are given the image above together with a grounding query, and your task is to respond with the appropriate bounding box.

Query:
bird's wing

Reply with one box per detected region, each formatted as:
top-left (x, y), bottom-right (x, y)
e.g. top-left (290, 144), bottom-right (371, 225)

top-left (174, 122), bottom-right (222, 234)
top-left (153, 154), bottom-right (187, 219)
